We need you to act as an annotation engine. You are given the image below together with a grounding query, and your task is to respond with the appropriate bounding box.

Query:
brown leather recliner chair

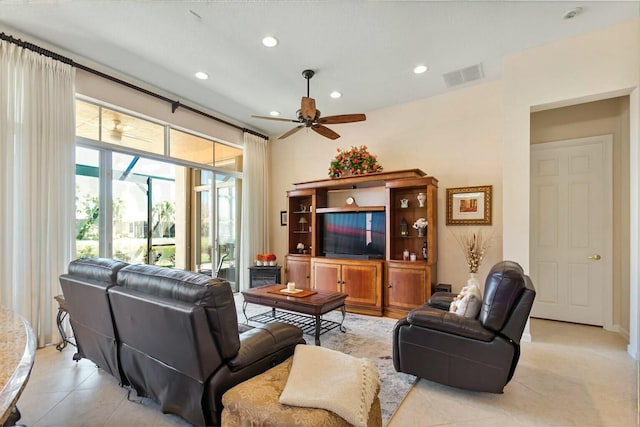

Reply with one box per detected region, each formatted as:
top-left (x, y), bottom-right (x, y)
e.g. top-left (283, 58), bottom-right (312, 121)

top-left (59, 258), bottom-right (130, 384)
top-left (108, 264), bottom-right (305, 426)
top-left (393, 261), bottom-right (536, 393)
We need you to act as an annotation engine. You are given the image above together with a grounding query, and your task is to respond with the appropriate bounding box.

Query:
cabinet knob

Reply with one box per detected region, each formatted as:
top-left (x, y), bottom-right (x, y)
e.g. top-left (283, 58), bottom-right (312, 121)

top-left (388, 284), bottom-right (393, 288)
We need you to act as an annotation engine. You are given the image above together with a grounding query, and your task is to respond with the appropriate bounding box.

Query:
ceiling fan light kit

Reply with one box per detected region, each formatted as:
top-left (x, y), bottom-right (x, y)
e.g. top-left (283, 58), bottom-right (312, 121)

top-left (252, 69), bottom-right (366, 140)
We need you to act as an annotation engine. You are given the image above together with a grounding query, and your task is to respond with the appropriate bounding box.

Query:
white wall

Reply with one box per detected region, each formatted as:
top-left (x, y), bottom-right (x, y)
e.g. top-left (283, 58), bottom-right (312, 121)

top-left (271, 80), bottom-right (505, 292)
top-left (503, 19), bottom-right (640, 357)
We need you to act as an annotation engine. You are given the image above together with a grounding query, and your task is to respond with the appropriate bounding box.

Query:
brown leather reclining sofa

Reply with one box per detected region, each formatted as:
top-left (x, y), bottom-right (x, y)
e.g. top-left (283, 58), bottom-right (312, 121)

top-left (60, 258), bottom-right (304, 426)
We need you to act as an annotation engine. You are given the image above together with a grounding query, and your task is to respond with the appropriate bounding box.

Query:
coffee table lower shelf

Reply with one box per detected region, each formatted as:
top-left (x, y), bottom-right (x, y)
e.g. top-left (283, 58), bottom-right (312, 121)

top-left (245, 308), bottom-right (346, 345)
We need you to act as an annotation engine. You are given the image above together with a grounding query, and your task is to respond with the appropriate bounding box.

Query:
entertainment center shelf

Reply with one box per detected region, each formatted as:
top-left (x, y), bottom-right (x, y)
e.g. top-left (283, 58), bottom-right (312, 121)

top-left (285, 169), bottom-right (438, 318)
top-left (315, 206), bottom-right (385, 213)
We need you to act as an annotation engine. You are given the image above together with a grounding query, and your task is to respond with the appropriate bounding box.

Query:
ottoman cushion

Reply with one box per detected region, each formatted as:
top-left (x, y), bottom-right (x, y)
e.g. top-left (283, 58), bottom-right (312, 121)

top-left (221, 357), bottom-right (382, 427)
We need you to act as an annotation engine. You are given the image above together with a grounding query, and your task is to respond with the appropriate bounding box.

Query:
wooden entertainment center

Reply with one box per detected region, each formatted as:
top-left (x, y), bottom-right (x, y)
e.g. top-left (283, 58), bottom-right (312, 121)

top-left (285, 169), bottom-right (438, 318)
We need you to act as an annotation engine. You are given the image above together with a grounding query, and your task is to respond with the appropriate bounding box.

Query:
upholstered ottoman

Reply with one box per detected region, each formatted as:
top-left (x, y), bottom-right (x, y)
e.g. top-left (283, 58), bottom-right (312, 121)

top-left (222, 356), bottom-right (382, 427)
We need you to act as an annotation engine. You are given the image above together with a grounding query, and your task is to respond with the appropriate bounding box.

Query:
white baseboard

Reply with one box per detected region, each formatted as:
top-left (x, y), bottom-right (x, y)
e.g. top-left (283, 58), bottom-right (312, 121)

top-left (627, 343), bottom-right (639, 360)
top-left (609, 324), bottom-right (630, 341)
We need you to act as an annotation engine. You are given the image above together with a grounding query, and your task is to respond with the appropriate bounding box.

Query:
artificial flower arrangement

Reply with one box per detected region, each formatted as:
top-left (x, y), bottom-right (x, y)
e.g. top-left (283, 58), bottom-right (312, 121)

top-left (328, 145), bottom-right (383, 178)
top-left (454, 230), bottom-right (491, 273)
top-left (255, 253), bottom-right (277, 266)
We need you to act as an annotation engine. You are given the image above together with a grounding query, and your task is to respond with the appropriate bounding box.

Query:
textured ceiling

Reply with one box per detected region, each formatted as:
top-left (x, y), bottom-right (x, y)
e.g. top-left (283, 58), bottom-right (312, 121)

top-left (1, 1), bottom-right (638, 138)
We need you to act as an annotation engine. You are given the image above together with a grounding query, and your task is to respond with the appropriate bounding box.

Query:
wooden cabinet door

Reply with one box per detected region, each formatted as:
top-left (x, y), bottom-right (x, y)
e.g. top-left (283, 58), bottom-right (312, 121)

top-left (286, 257), bottom-right (311, 289)
top-left (385, 263), bottom-right (431, 317)
top-left (311, 260), bottom-right (341, 292)
top-left (342, 263), bottom-right (382, 309)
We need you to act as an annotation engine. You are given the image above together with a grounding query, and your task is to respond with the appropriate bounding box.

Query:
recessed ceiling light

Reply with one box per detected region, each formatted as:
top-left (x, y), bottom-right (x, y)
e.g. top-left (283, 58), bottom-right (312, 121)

top-left (562, 7), bottom-right (583, 20)
top-left (413, 65), bottom-right (428, 74)
top-left (269, 111), bottom-right (280, 116)
top-left (330, 91), bottom-right (342, 99)
top-left (195, 71), bottom-right (209, 80)
top-left (262, 36), bottom-right (278, 47)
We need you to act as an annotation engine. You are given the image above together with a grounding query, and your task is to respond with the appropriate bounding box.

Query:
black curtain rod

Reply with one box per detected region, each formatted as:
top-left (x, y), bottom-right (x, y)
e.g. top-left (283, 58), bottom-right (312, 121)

top-left (0, 32), bottom-right (268, 140)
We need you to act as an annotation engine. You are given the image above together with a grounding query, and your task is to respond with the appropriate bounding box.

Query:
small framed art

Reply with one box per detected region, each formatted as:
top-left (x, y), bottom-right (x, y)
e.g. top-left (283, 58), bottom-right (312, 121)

top-left (446, 185), bottom-right (492, 225)
top-left (280, 211), bottom-right (288, 226)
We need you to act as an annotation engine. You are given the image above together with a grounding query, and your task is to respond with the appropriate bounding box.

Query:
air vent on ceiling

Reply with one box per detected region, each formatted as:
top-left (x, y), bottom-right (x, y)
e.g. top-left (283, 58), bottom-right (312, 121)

top-left (442, 63), bottom-right (484, 88)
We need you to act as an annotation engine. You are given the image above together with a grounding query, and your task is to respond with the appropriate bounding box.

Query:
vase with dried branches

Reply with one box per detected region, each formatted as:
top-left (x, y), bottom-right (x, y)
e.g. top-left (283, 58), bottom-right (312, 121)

top-left (454, 229), bottom-right (491, 287)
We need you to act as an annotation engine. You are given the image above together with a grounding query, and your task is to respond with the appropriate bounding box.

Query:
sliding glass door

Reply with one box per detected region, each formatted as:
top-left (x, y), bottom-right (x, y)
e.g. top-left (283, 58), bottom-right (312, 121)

top-left (194, 171), bottom-right (239, 290)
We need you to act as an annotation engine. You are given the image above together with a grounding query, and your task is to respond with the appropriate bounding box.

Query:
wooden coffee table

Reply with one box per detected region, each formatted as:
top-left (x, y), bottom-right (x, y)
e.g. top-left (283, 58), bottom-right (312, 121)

top-left (241, 284), bottom-right (347, 346)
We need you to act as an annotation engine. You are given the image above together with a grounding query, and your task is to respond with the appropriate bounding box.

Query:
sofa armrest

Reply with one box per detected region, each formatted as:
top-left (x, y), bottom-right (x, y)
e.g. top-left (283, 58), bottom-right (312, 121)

top-left (407, 307), bottom-right (495, 342)
top-left (228, 323), bottom-right (304, 371)
top-left (427, 292), bottom-right (456, 311)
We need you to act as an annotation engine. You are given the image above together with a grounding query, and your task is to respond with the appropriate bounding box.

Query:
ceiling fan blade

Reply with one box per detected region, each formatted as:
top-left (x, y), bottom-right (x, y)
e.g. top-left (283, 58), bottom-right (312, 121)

top-left (300, 97), bottom-right (316, 120)
top-left (278, 125), bottom-right (305, 140)
top-left (251, 115), bottom-right (300, 123)
top-left (311, 124), bottom-right (340, 140)
top-left (318, 114), bottom-right (367, 125)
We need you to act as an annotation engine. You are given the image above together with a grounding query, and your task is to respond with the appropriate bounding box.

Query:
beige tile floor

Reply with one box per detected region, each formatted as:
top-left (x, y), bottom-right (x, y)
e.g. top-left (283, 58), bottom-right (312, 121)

top-left (14, 318), bottom-right (639, 427)
top-left (389, 318), bottom-right (639, 427)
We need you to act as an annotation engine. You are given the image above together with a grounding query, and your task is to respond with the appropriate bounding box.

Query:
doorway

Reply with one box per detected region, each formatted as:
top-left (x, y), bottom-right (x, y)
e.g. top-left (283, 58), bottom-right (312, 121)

top-left (529, 96), bottom-right (631, 336)
top-left (530, 135), bottom-right (612, 326)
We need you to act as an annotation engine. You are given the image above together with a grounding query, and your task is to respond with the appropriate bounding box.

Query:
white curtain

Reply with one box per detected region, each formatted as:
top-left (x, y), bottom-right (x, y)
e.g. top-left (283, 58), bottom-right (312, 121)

top-left (0, 40), bottom-right (76, 347)
top-left (240, 133), bottom-right (270, 290)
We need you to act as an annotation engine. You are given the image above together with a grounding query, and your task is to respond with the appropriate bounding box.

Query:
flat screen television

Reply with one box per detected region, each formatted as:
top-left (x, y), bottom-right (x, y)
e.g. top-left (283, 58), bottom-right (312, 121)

top-left (320, 211), bottom-right (385, 259)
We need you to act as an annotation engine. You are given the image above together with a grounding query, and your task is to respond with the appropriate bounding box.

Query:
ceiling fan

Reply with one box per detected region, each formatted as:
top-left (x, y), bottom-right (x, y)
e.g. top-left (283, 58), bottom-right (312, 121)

top-left (109, 119), bottom-right (128, 141)
top-left (107, 119), bottom-right (151, 144)
top-left (252, 69), bottom-right (366, 140)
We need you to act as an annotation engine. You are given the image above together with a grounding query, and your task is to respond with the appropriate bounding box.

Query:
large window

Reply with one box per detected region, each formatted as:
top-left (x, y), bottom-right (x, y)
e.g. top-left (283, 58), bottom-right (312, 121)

top-left (75, 148), bottom-right (183, 267)
top-left (74, 98), bottom-right (242, 285)
top-left (111, 153), bottom-right (180, 266)
top-left (75, 147), bottom-right (100, 258)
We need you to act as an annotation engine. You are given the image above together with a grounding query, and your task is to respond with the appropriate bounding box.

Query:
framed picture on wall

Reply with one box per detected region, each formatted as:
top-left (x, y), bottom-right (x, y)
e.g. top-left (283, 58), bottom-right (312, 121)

top-left (446, 185), bottom-right (492, 225)
top-left (280, 211), bottom-right (288, 226)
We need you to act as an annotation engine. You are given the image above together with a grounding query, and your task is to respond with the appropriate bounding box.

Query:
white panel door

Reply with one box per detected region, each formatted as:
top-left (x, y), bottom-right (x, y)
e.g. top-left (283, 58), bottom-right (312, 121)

top-left (530, 135), bottom-right (612, 326)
